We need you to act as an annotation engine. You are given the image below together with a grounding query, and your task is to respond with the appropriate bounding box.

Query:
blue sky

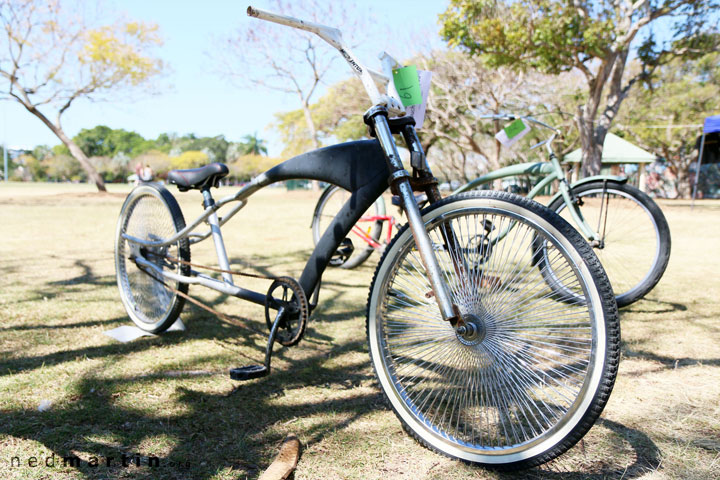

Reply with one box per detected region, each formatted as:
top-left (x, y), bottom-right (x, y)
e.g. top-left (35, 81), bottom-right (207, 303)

top-left (0, 0), bottom-right (449, 155)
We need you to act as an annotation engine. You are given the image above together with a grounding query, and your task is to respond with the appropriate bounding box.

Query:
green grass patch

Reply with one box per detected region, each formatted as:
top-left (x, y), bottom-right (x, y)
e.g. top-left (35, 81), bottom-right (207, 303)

top-left (0, 183), bottom-right (718, 479)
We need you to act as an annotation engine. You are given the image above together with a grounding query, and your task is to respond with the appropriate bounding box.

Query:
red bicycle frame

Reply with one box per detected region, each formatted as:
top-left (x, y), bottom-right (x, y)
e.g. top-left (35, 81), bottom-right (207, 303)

top-left (350, 214), bottom-right (395, 249)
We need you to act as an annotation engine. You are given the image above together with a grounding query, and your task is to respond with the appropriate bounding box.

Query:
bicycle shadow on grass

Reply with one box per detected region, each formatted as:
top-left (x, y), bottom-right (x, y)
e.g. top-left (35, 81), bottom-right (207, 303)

top-left (621, 342), bottom-right (720, 369)
top-left (510, 418), bottom-right (662, 480)
top-left (621, 297), bottom-right (687, 314)
top-left (0, 334), bottom-right (380, 480)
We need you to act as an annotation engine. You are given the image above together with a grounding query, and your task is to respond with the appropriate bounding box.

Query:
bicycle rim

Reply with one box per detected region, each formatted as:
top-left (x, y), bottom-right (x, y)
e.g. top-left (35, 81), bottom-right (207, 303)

top-left (552, 183), bottom-right (667, 306)
top-left (115, 186), bottom-right (188, 331)
top-left (367, 192), bottom-right (617, 468)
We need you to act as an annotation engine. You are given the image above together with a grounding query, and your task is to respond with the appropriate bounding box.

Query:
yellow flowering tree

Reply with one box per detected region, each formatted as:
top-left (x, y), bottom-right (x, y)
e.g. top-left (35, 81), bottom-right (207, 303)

top-left (0, 0), bottom-right (164, 191)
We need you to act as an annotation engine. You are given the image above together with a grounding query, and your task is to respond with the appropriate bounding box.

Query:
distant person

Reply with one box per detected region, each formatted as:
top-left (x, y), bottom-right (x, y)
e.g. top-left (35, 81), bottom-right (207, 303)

top-left (134, 162), bottom-right (143, 185)
top-left (140, 164), bottom-right (153, 182)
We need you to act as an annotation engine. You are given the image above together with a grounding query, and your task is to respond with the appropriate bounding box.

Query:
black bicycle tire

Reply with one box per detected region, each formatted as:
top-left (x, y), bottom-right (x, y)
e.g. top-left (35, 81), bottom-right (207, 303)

top-left (115, 183), bottom-right (190, 333)
top-left (546, 181), bottom-right (671, 307)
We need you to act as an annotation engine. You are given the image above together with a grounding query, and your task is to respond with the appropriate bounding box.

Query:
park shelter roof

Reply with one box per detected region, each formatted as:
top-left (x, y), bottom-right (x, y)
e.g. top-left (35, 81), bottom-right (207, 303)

top-left (704, 115), bottom-right (720, 134)
top-left (564, 133), bottom-right (657, 164)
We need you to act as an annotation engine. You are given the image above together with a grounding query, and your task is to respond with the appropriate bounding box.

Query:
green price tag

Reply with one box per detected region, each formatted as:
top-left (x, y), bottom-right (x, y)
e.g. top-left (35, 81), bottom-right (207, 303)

top-left (504, 119), bottom-right (527, 139)
top-left (392, 65), bottom-right (422, 107)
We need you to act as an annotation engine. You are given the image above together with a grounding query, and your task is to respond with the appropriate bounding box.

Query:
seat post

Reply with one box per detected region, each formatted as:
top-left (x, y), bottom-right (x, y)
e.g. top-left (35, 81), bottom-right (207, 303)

top-left (202, 188), bottom-right (234, 285)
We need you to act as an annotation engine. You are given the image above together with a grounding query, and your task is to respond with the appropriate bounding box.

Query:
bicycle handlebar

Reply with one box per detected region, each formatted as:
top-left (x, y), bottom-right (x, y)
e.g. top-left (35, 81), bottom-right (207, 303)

top-left (477, 113), bottom-right (562, 136)
top-left (478, 113), bottom-right (564, 154)
top-left (247, 5), bottom-right (405, 115)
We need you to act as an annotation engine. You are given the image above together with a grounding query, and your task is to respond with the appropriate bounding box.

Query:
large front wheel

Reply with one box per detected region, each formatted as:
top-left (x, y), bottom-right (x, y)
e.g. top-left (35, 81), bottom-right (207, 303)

top-left (366, 191), bottom-right (620, 470)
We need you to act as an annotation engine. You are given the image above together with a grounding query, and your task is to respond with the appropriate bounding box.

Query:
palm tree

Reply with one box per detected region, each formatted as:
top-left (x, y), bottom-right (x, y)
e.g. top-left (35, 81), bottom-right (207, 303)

top-left (241, 132), bottom-right (268, 156)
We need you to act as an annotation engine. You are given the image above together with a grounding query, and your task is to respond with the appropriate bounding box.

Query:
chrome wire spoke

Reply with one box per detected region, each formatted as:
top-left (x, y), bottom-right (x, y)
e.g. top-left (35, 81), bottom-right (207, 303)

top-left (375, 206), bottom-right (596, 451)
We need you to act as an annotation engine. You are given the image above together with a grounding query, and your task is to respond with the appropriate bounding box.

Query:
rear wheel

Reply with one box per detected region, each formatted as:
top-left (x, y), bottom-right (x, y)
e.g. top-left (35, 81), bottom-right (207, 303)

top-left (547, 181), bottom-right (670, 307)
top-left (367, 191), bottom-right (619, 470)
top-left (311, 184), bottom-right (384, 269)
top-left (115, 184), bottom-right (190, 333)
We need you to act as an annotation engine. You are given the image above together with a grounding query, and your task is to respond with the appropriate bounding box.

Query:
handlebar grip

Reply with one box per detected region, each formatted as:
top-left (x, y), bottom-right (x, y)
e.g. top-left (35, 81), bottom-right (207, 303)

top-left (247, 5), bottom-right (343, 49)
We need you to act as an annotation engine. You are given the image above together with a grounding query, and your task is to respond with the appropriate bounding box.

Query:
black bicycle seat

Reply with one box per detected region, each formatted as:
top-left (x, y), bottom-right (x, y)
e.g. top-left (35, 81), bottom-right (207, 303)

top-left (167, 163), bottom-right (229, 191)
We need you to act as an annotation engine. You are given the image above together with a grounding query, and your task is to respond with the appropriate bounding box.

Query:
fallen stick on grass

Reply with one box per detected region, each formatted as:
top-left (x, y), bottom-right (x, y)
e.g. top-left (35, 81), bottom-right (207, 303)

top-left (259, 434), bottom-right (301, 480)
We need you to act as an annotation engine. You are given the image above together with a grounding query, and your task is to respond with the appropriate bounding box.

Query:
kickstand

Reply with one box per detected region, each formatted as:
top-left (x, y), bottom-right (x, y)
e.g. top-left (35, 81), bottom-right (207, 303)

top-left (229, 306), bottom-right (285, 381)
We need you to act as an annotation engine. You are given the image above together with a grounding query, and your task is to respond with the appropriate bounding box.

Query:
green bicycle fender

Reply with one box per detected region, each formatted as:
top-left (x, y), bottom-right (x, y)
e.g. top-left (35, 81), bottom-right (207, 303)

top-left (546, 175), bottom-right (628, 206)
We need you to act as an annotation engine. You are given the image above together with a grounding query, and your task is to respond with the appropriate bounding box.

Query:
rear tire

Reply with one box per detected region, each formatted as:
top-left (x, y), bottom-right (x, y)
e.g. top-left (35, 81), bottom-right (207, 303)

top-left (366, 191), bottom-right (619, 470)
top-left (311, 184), bottom-right (383, 269)
top-left (115, 184), bottom-right (190, 333)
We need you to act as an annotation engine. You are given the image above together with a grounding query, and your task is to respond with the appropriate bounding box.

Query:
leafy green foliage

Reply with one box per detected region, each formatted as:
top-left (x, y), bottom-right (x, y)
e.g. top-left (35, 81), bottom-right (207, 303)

top-left (169, 151), bottom-right (209, 170)
top-left (618, 52), bottom-right (720, 197)
top-left (74, 126), bottom-right (155, 158)
top-left (440, 0), bottom-right (614, 74)
top-left (0, 0), bottom-right (167, 191)
top-left (229, 154), bottom-right (284, 182)
top-left (440, 0), bottom-right (719, 176)
top-left (239, 133), bottom-right (268, 156)
top-left (10, 126), bottom-right (272, 183)
top-left (45, 154), bottom-right (86, 182)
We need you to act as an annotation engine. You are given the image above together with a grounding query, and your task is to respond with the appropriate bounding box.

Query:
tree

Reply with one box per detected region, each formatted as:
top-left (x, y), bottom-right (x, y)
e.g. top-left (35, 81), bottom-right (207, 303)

top-left (441, 0), bottom-right (719, 176)
top-left (219, 0), bottom-right (363, 188)
top-left (45, 153), bottom-right (85, 182)
top-left (74, 125), bottom-right (153, 158)
top-left (0, 0), bottom-right (164, 191)
top-left (273, 77), bottom-right (369, 157)
top-left (135, 151), bottom-right (172, 179)
top-left (240, 133), bottom-right (268, 156)
top-left (229, 154), bottom-right (283, 182)
top-left (418, 50), bottom-right (581, 182)
top-left (617, 51), bottom-right (720, 197)
top-left (273, 50), bottom-right (581, 183)
top-left (170, 151), bottom-right (209, 170)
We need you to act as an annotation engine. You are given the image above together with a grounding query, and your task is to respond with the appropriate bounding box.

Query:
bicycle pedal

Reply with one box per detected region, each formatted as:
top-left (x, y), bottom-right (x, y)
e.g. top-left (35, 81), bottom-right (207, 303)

top-left (229, 365), bottom-right (268, 381)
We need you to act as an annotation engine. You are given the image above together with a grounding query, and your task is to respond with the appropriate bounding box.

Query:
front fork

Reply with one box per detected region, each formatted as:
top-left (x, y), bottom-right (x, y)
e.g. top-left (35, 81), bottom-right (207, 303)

top-left (365, 107), bottom-right (462, 326)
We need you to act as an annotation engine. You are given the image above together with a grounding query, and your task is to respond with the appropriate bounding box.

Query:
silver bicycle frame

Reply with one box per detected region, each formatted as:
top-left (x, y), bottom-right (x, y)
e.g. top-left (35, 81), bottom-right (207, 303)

top-left (124, 7), bottom-right (461, 324)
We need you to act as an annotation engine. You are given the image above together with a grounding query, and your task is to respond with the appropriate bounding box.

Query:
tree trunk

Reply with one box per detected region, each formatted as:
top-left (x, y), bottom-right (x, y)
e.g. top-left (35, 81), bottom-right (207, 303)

top-left (53, 127), bottom-right (107, 192)
top-left (20, 104), bottom-right (107, 192)
top-left (301, 101), bottom-right (321, 191)
top-left (491, 118), bottom-right (503, 190)
top-left (577, 112), bottom-right (607, 177)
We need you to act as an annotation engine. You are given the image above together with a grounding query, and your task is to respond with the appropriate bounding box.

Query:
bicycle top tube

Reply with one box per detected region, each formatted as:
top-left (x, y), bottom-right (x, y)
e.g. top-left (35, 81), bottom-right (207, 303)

top-left (247, 6), bottom-right (406, 116)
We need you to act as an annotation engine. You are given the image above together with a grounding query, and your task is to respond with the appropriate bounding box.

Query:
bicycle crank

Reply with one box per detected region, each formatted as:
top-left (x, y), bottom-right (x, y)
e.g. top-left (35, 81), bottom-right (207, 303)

top-left (230, 277), bottom-right (309, 381)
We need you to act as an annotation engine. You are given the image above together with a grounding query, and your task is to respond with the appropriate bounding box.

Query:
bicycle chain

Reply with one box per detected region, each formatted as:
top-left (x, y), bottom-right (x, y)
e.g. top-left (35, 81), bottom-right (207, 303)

top-left (137, 251), bottom-right (313, 336)
top-left (161, 253), bottom-right (282, 281)
top-left (142, 251), bottom-right (318, 308)
top-left (133, 260), bottom-right (265, 335)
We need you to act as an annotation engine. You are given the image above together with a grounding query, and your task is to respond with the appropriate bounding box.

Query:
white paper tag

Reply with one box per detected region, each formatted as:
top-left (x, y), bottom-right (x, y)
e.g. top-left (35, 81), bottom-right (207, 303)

top-left (495, 118), bottom-right (531, 148)
top-left (104, 319), bottom-right (185, 343)
top-left (406, 70), bottom-right (432, 129)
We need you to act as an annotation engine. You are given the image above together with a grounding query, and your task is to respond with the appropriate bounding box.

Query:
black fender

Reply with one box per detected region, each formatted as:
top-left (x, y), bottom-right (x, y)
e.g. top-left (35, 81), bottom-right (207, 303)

top-left (256, 140), bottom-right (391, 298)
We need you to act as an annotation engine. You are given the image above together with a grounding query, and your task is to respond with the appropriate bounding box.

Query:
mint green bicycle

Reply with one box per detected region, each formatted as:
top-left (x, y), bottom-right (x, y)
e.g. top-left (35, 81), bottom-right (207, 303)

top-left (312, 114), bottom-right (671, 307)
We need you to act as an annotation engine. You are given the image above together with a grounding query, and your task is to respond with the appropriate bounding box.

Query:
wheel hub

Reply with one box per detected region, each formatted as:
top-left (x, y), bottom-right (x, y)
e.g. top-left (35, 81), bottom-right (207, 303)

top-left (455, 314), bottom-right (487, 346)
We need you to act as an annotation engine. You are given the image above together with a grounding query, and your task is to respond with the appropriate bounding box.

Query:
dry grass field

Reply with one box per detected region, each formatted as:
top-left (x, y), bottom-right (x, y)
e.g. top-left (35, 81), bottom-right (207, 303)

top-left (0, 182), bottom-right (718, 480)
